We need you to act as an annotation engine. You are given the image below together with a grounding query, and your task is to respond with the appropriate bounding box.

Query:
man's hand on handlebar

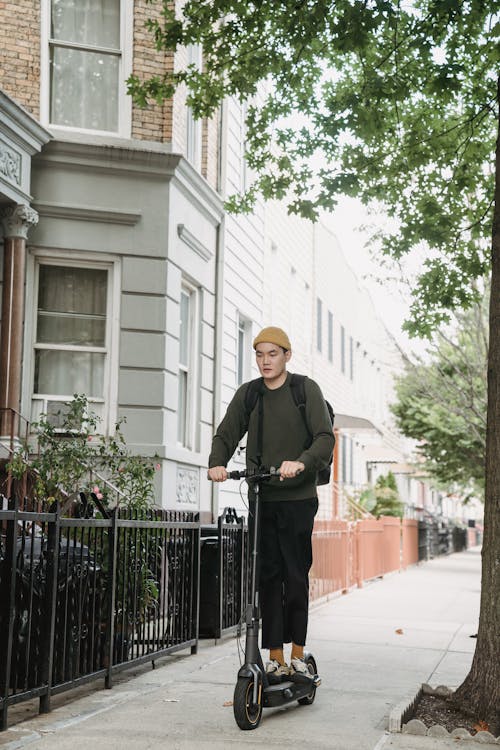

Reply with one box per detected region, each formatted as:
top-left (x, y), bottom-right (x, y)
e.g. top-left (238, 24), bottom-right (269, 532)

top-left (207, 466), bottom-right (228, 482)
top-left (278, 460), bottom-right (305, 481)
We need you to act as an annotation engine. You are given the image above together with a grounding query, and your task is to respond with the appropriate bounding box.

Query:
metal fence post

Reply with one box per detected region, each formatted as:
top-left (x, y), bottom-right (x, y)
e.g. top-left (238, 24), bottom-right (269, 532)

top-left (39, 503), bottom-right (60, 714)
top-left (0, 498), bottom-right (18, 730)
top-left (105, 508), bottom-right (118, 689)
top-left (191, 521), bottom-right (200, 654)
top-left (216, 513), bottom-right (224, 640)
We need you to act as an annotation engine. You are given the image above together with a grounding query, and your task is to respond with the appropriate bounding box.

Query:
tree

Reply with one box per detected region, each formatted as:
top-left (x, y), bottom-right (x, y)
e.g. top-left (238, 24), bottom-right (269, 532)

top-left (392, 297), bottom-right (488, 497)
top-left (129, 0), bottom-right (500, 731)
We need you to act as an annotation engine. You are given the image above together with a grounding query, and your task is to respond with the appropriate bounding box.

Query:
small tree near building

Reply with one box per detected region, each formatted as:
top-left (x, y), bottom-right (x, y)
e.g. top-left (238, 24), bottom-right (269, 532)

top-left (392, 297), bottom-right (488, 498)
top-left (360, 471), bottom-right (404, 518)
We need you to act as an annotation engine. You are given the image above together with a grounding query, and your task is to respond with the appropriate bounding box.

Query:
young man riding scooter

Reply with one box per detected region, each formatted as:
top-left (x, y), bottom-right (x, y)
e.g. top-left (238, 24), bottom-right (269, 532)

top-left (208, 326), bottom-right (334, 683)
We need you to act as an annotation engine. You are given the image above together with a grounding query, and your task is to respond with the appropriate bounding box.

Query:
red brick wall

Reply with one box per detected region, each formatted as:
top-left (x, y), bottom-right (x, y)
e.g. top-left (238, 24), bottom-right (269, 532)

top-left (132, 0), bottom-right (174, 142)
top-left (0, 0), bottom-right (219, 185)
top-left (0, 0), bottom-right (40, 118)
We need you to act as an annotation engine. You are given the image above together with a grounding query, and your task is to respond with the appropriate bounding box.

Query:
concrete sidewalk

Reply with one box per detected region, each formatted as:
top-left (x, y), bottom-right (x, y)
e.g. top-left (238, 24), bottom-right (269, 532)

top-left (0, 549), bottom-right (483, 750)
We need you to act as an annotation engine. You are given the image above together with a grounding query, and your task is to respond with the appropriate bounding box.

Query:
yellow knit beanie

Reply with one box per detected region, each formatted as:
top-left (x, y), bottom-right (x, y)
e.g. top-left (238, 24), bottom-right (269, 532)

top-left (252, 326), bottom-right (291, 351)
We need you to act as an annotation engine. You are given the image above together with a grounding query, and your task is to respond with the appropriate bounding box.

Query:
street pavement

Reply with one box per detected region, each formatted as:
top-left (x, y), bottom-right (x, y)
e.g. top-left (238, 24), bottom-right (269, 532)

top-left (0, 548), bottom-right (484, 750)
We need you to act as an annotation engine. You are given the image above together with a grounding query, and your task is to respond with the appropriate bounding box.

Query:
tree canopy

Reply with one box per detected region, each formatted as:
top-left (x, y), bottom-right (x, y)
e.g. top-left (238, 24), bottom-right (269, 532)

top-left (129, 0), bottom-right (499, 336)
top-left (392, 295), bottom-right (488, 495)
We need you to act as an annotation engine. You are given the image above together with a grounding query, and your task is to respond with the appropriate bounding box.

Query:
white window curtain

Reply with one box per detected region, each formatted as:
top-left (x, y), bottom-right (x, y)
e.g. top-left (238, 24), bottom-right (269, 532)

top-left (50, 0), bottom-right (120, 131)
top-left (34, 265), bottom-right (108, 398)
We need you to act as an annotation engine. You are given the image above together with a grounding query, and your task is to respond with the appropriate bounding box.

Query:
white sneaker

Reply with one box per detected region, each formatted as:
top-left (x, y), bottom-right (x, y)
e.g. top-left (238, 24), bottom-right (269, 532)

top-left (290, 657), bottom-right (314, 683)
top-left (265, 659), bottom-right (290, 684)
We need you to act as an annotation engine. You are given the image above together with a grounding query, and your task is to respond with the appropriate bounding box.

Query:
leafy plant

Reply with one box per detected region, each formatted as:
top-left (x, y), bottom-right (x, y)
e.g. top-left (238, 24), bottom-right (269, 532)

top-left (7, 395), bottom-right (163, 636)
top-left (7, 394), bottom-right (159, 512)
top-left (359, 472), bottom-right (404, 518)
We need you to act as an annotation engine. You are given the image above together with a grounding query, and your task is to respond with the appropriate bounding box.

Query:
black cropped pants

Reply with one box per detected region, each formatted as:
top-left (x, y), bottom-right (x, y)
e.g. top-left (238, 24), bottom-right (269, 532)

top-left (251, 497), bottom-right (318, 650)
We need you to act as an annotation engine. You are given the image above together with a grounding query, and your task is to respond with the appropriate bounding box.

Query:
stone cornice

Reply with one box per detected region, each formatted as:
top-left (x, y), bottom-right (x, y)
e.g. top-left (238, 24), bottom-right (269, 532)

top-left (35, 138), bottom-right (224, 226)
top-left (177, 224), bottom-right (213, 261)
top-left (0, 91), bottom-right (51, 153)
top-left (32, 201), bottom-right (142, 226)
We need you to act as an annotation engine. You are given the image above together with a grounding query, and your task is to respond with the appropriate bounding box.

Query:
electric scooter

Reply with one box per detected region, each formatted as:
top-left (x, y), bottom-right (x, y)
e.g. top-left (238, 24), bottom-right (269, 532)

top-left (227, 467), bottom-right (321, 730)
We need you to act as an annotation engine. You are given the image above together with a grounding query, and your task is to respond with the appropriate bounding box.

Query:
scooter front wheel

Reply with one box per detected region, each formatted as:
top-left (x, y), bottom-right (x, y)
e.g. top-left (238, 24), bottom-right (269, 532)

top-left (233, 676), bottom-right (263, 730)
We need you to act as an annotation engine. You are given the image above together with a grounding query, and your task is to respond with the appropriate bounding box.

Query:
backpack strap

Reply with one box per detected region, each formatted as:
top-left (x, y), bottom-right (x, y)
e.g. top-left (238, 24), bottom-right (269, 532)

top-left (290, 373), bottom-right (312, 444)
top-left (244, 377), bottom-right (264, 418)
top-left (244, 377), bottom-right (265, 468)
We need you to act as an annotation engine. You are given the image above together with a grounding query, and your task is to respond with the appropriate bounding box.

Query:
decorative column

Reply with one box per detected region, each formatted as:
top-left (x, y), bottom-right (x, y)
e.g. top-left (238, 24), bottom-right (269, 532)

top-left (0, 204), bottom-right (38, 437)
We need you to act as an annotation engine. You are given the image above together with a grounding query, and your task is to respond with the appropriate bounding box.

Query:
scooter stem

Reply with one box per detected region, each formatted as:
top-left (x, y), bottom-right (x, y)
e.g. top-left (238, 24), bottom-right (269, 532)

top-left (250, 479), bottom-right (261, 612)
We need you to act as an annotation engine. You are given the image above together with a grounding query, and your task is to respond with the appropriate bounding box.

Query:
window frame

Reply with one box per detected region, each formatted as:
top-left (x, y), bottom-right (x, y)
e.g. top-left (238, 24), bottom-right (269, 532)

top-left (239, 101), bottom-right (248, 193)
top-left (40, 0), bottom-right (132, 138)
top-left (177, 280), bottom-right (200, 450)
top-left (236, 315), bottom-right (251, 387)
top-left (185, 44), bottom-right (203, 170)
top-left (327, 310), bottom-right (333, 363)
top-left (316, 297), bottom-right (323, 353)
top-left (340, 325), bottom-right (346, 374)
top-left (24, 250), bottom-right (120, 435)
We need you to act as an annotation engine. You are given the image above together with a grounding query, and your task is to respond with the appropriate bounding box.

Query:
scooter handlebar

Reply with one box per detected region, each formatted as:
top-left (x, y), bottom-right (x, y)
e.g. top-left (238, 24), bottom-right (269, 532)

top-left (227, 467), bottom-right (280, 481)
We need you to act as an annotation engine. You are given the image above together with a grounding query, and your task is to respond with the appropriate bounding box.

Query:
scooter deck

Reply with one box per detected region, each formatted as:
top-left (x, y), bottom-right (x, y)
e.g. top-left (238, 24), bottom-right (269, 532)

top-left (262, 677), bottom-right (319, 708)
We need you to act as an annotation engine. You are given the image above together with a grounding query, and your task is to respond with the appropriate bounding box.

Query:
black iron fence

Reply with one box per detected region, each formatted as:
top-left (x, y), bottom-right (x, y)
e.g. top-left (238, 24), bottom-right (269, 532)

top-left (418, 515), bottom-right (468, 560)
top-left (0, 498), bottom-right (200, 729)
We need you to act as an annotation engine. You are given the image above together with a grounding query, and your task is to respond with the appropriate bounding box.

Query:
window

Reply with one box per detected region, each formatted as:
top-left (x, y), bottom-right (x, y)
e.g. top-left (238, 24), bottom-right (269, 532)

top-left (31, 260), bottom-right (115, 429)
top-left (349, 336), bottom-right (354, 380)
top-left (178, 282), bottom-right (199, 449)
top-left (44, 0), bottom-right (130, 134)
top-left (239, 101), bottom-right (248, 192)
top-left (327, 311), bottom-right (333, 362)
top-left (236, 316), bottom-right (250, 386)
top-left (316, 298), bottom-right (323, 352)
top-left (186, 44), bottom-right (203, 170)
top-left (340, 325), bottom-right (346, 374)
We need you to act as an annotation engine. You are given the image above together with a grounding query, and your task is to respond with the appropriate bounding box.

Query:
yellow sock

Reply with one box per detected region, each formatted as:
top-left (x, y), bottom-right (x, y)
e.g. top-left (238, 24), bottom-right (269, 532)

top-left (291, 643), bottom-right (304, 661)
top-left (270, 648), bottom-right (285, 665)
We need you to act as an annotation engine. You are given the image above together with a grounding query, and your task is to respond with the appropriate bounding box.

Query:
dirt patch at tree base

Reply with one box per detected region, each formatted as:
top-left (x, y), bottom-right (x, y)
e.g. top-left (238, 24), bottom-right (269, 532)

top-left (412, 693), bottom-right (496, 738)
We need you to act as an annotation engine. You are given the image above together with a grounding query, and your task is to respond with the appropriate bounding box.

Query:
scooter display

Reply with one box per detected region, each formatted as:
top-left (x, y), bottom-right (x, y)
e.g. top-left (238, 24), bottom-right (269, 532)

top-left (226, 467), bottom-right (321, 730)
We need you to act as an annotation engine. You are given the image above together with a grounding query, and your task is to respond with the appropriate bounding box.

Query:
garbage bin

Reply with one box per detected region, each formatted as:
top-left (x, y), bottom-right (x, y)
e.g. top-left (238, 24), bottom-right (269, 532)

top-left (198, 534), bottom-right (220, 638)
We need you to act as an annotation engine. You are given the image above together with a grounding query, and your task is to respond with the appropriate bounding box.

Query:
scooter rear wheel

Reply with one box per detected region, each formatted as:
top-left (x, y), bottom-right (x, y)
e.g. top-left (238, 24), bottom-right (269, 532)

top-left (233, 676), bottom-right (263, 730)
top-left (297, 655), bottom-right (317, 706)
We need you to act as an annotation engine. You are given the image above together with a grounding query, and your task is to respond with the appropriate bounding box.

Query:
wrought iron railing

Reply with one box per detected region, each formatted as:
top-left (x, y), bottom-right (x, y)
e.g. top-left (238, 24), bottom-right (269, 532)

top-left (218, 508), bottom-right (248, 638)
top-left (0, 498), bottom-right (200, 729)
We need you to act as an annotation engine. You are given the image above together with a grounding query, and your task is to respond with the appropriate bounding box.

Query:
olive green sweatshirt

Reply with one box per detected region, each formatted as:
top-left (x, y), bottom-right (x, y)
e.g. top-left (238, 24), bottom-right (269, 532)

top-left (208, 372), bottom-right (335, 501)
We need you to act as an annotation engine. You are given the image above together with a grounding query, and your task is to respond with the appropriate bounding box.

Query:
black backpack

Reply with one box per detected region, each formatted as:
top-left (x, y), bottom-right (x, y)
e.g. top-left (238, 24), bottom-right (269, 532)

top-left (243, 373), bottom-right (335, 485)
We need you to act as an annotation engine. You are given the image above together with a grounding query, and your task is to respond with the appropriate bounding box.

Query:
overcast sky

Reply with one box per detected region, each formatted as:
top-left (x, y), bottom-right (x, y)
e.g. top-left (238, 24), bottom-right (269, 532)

top-left (324, 196), bottom-right (429, 359)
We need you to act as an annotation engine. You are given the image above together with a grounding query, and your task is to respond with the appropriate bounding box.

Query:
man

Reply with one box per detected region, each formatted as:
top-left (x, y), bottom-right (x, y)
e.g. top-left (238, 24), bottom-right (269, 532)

top-left (208, 326), bottom-right (334, 683)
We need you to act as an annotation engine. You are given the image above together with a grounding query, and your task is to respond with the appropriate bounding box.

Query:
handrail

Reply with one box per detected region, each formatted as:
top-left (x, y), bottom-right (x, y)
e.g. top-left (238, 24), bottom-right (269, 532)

top-left (330, 480), bottom-right (375, 520)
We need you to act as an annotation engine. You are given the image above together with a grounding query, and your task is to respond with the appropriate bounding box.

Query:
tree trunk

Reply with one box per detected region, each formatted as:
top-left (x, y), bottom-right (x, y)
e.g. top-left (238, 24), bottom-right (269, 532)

top-left (452, 76), bottom-right (500, 736)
